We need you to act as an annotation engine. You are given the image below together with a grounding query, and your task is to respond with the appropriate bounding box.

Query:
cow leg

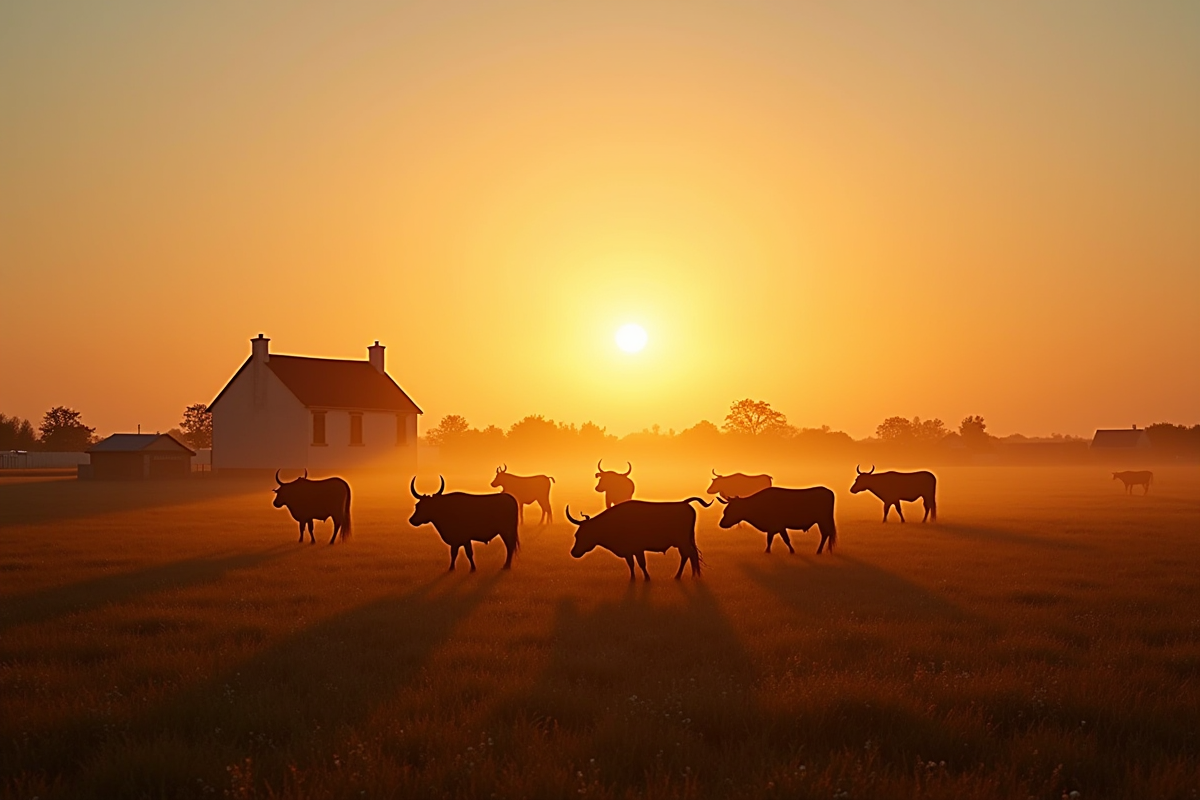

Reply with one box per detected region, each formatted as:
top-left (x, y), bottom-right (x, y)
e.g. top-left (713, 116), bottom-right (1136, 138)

top-left (464, 541), bottom-right (477, 572)
top-left (922, 501), bottom-right (930, 523)
top-left (298, 522), bottom-right (305, 543)
top-left (328, 521), bottom-right (339, 545)
top-left (816, 531), bottom-right (827, 554)
top-left (307, 520), bottom-right (316, 543)
top-left (780, 531), bottom-right (795, 554)
top-left (882, 503), bottom-right (890, 522)
top-left (635, 552), bottom-right (650, 581)
top-left (625, 556), bottom-right (637, 581)
top-left (765, 531), bottom-right (775, 553)
top-left (675, 552), bottom-right (686, 580)
top-left (449, 545), bottom-right (460, 571)
top-left (895, 503), bottom-right (906, 523)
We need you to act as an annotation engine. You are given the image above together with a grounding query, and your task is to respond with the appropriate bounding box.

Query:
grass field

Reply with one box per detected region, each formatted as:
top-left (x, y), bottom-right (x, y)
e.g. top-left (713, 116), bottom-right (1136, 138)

top-left (1, 465), bottom-right (1198, 799)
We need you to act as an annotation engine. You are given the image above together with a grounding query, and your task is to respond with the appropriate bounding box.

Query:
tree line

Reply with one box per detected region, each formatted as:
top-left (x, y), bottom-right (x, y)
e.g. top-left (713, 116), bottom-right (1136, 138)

top-left (0, 404), bottom-right (212, 452)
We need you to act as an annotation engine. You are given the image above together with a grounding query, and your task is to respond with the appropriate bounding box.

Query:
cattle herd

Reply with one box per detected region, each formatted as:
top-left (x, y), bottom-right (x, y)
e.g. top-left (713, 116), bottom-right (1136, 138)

top-left (271, 462), bottom-right (941, 580)
top-left (270, 464), bottom-right (1154, 579)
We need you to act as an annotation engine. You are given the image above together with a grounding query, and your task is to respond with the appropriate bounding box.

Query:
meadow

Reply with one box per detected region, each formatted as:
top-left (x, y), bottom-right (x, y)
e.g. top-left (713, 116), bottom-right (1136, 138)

top-left (1, 464), bottom-right (1198, 799)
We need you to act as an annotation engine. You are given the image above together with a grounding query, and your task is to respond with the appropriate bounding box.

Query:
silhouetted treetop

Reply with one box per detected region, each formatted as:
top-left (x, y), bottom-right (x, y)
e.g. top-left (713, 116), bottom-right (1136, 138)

top-left (723, 399), bottom-right (790, 437)
top-left (180, 403), bottom-right (212, 449)
top-left (0, 413), bottom-right (38, 451)
top-left (426, 414), bottom-right (471, 447)
top-left (876, 416), bottom-right (947, 443)
top-left (38, 406), bottom-right (95, 451)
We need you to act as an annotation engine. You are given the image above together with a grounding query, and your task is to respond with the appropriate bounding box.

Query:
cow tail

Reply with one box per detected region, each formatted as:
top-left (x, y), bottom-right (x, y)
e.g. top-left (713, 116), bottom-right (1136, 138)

top-left (683, 497), bottom-right (712, 508)
top-left (549, 476), bottom-right (556, 484)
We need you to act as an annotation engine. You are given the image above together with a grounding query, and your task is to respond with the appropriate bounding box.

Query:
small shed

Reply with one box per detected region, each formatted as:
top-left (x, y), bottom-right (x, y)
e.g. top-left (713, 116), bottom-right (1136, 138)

top-left (1091, 426), bottom-right (1152, 450)
top-left (87, 434), bottom-right (196, 480)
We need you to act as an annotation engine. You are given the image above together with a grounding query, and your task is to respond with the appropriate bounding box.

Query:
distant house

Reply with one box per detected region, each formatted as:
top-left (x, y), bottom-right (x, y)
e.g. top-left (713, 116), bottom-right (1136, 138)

top-left (1091, 426), bottom-right (1152, 449)
top-left (208, 335), bottom-right (422, 473)
top-left (88, 434), bottom-right (196, 479)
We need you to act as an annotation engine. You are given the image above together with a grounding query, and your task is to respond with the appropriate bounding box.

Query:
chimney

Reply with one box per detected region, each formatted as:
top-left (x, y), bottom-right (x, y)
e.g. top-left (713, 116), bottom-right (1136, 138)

top-left (368, 340), bottom-right (385, 374)
top-left (252, 333), bottom-right (270, 363)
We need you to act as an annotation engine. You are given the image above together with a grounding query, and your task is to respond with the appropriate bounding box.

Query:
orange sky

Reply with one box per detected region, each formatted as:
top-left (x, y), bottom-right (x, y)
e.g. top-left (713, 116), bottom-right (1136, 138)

top-left (2, 3), bottom-right (1197, 439)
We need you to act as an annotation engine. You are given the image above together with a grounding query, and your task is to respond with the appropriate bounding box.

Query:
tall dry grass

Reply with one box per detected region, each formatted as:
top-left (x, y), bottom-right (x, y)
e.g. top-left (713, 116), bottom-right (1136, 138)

top-left (1, 466), bottom-right (1197, 799)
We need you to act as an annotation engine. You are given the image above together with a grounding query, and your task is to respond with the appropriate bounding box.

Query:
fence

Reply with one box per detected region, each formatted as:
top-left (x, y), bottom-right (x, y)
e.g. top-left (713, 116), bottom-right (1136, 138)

top-left (0, 451), bottom-right (90, 469)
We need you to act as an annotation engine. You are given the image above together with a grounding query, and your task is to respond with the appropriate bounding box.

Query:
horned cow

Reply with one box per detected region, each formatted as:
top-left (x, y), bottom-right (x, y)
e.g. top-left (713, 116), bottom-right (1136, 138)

top-left (849, 465), bottom-right (937, 523)
top-left (707, 470), bottom-right (772, 500)
top-left (490, 465), bottom-right (555, 525)
top-left (410, 477), bottom-right (520, 571)
top-left (272, 469), bottom-right (352, 544)
top-left (594, 460), bottom-right (635, 508)
top-left (717, 486), bottom-right (837, 554)
top-left (566, 498), bottom-right (710, 581)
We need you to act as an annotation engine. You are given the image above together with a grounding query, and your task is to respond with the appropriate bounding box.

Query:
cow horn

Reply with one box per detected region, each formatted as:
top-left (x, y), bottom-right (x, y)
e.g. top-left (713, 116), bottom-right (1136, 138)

top-left (302, 469), bottom-right (308, 479)
top-left (621, 461), bottom-right (632, 476)
top-left (409, 477), bottom-right (423, 499)
top-left (502, 463), bottom-right (508, 472)
top-left (712, 468), bottom-right (720, 478)
top-left (565, 505), bottom-right (584, 525)
top-left (868, 465), bottom-right (876, 474)
top-left (275, 469), bottom-right (283, 485)
top-left (597, 459), bottom-right (604, 472)
top-left (856, 464), bottom-right (863, 475)
top-left (716, 496), bottom-right (728, 505)
top-left (436, 476), bottom-right (445, 496)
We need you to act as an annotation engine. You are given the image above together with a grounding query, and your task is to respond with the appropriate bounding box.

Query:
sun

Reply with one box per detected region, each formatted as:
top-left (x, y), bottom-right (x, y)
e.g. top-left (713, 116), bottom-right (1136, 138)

top-left (615, 323), bottom-right (648, 353)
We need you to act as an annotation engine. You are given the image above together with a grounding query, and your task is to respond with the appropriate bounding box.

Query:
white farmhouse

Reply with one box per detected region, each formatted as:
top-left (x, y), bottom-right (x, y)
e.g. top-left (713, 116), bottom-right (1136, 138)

top-left (208, 334), bottom-right (421, 473)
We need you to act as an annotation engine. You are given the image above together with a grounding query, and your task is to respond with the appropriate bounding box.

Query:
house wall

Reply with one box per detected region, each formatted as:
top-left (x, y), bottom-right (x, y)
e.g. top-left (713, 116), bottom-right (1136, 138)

top-left (307, 409), bottom-right (419, 472)
top-left (212, 366), bottom-right (309, 471)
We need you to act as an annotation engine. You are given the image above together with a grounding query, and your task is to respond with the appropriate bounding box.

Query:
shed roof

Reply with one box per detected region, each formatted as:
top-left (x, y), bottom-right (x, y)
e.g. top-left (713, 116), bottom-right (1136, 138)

top-left (1090, 429), bottom-right (1151, 448)
top-left (89, 433), bottom-right (196, 455)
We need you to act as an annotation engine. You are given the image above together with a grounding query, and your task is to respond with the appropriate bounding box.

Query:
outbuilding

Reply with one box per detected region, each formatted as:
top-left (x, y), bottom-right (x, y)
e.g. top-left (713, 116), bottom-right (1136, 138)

top-left (1091, 426), bottom-right (1152, 450)
top-left (87, 434), bottom-right (196, 480)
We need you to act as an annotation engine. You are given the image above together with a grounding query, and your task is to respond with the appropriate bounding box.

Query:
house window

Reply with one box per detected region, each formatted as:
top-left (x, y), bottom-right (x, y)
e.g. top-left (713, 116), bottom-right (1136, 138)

top-left (350, 413), bottom-right (363, 446)
top-left (396, 414), bottom-right (407, 446)
top-left (312, 412), bottom-right (327, 445)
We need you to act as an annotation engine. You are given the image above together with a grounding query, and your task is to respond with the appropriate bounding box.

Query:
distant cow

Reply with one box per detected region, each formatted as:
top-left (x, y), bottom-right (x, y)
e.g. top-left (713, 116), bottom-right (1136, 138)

top-left (1113, 471), bottom-right (1153, 495)
top-left (410, 477), bottom-right (520, 571)
top-left (717, 486), bottom-right (837, 554)
top-left (490, 465), bottom-right (555, 525)
top-left (707, 470), bottom-right (772, 500)
top-left (566, 498), bottom-right (710, 581)
top-left (849, 465), bottom-right (937, 523)
top-left (272, 469), bottom-right (352, 544)
top-left (594, 460), bottom-right (635, 508)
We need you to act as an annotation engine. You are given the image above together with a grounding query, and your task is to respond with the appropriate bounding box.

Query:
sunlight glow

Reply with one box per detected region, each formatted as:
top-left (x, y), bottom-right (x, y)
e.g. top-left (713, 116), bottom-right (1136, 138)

top-left (615, 323), bottom-right (648, 353)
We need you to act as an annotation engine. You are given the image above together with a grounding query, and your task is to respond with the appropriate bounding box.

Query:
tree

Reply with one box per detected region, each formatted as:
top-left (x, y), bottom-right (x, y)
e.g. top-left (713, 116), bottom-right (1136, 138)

top-left (876, 416), bottom-right (914, 440)
top-left (876, 415), bottom-right (947, 443)
top-left (723, 399), bottom-right (790, 436)
top-left (425, 414), bottom-right (471, 447)
top-left (38, 406), bottom-right (95, 451)
top-left (0, 413), bottom-right (38, 450)
top-left (180, 403), bottom-right (213, 449)
top-left (507, 415), bottom-right (565, 447)
top-left (959, 415), bottom-right (990, 449)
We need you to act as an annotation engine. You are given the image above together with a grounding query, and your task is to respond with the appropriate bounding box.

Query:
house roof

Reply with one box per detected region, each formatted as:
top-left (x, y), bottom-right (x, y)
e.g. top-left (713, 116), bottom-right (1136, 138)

top-left (89, 433), bottom-right (196, 455)
top-left (209, 355), bottom-right (423, 413)
top-left (1091, 429), bottom-right (1151, 448)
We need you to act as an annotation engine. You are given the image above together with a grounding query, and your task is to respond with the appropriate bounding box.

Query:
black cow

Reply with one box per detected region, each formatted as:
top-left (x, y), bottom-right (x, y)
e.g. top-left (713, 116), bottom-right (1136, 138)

top-left (272, 469), bottom-right (352, 544)
top-left (409, 477), bottom-right (520, 571)
top-left (565, 498), bottom-right (710, 581)
top-left (717, 486), bottom-right (837, 554)
top-left (849, 465), bottom-right (937, 522)
top-left (594, 459), bottom-right (635, 508)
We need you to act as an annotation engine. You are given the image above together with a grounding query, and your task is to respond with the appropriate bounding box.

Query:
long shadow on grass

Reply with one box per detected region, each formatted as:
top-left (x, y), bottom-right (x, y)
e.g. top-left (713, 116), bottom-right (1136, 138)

top-left (937, 522), bottom-right (1096, 551)
top-left (0, 475), bottom-right (264, 527)
top-left (64, 572), bottom-right (501, 797)
top-left (0, 546), bottom-right (293, 634)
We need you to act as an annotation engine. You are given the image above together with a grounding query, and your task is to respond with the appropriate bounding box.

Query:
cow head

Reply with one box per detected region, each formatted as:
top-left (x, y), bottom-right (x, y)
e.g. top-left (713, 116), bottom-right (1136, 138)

top-left (490, 464), bottom-right (510, 489)
top-left (272, 469), bottom-right (309, 509)
top-left (1111, 473), bottom-right (1119, 480)
top-left (564, 505), bottom-right (597, 557)
top-left (408, 476), bottom-right (446, 526)
top-left (594, 459), bottom-right (633, 494)
top-left (849, 464), bottom-right (876, 494)
top-left (714, 495), bottom-right (746, 528)
top-left (706, 468), bottom-right (725, 495)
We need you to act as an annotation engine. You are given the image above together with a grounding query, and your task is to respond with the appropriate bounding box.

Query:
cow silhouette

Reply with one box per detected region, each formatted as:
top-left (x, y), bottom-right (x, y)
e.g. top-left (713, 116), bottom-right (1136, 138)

top-left (566, 498), bottom-right (709, 581)
top-left (490, 465), bottom-right (555, 525)
top-left (594, 460), bottom-right (635, 508)
top-left (272, 469), bottom-right (351, 544)
top-left (1113, 470), bottom-right (1153, 495)
top-left (717, 486), bottom-right (836, 554)
top-left (707, 470), bottom-right (772, 500)
top-left (849, 465), bottom-right (937, 522)
top-left (410, 477), bottom-right (520, 571)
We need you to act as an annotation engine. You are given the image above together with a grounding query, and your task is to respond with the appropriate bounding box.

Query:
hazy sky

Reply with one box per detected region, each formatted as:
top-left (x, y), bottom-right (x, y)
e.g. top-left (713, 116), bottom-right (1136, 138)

top-left (2, 2), bottom-right (1197, 439)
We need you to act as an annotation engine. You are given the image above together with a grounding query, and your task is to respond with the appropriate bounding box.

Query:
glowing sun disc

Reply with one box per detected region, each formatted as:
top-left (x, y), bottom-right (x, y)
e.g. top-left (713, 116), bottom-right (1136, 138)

top-left (615, 323), bottom-right (648, 353)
